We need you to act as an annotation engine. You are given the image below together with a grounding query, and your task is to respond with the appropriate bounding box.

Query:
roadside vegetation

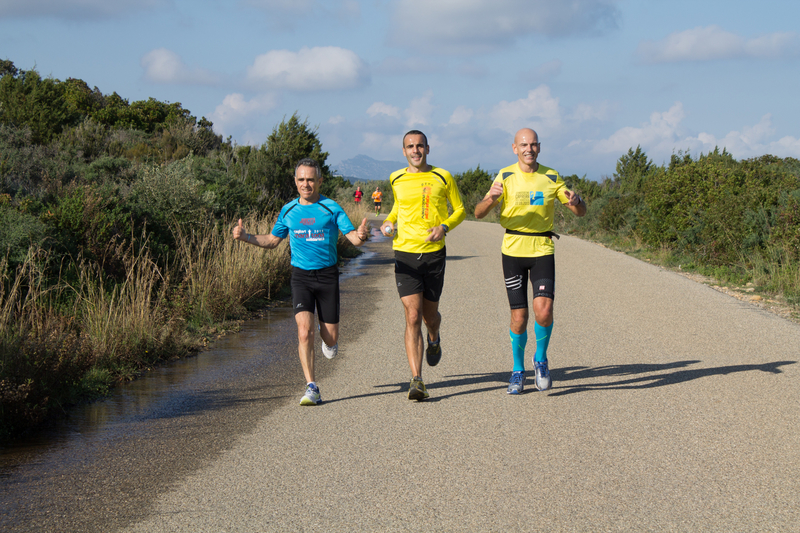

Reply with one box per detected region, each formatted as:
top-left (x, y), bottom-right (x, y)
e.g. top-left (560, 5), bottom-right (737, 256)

top-left (2, 59), bottom-right (799, 438)
top-left (0, 61), bottom-right (352, 438)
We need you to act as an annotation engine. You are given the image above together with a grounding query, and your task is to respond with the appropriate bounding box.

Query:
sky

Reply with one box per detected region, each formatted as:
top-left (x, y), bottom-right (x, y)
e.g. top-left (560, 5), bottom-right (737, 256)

top-left (2, 0), bottom-right (799, 180)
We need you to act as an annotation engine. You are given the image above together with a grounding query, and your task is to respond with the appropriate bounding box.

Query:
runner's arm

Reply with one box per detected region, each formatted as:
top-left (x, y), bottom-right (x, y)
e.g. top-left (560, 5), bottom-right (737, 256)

top-left (344, 218), bottom-right (370, 246)
top-left (474, 180), bottom-right (503, 219)
top-left (233, 219), bottom-right (283, 249)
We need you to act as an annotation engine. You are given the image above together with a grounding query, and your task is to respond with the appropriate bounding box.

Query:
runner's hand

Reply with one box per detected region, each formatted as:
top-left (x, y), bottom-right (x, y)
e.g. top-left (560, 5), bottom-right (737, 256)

top-left (488, 181), bottom-right (503, 201)
top-left (233, 219), bottom-right (246, 240)
top-left (565, 190), bottom-right (582, 206)
top-left (425, 225), bottom-right (446, 242)
top-left (358, 218), bottom-right (369, 241)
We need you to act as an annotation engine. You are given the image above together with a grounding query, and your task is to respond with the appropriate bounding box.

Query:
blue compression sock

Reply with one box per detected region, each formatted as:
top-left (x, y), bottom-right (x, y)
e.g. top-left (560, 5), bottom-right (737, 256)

top-left (534, 322), bottom-right (553, 363)
top-left (510, 330), bottom-right (528, 372)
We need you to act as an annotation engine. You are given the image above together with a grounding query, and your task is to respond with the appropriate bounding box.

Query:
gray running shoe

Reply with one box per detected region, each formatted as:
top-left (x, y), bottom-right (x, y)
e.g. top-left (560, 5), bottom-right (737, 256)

top-left (300, 383), bottom-right (321, 406)
top-left (534, 360), bottom-right (551, 391)
top-left (408, 377), bottom-right (429, 401)
top-left (507, 371), bottom-right (525, 394)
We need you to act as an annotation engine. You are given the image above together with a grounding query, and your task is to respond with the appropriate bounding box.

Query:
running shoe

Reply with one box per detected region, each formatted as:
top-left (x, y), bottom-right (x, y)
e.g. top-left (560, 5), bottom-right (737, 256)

top-left (426, 335), bottom-right (442, 366)
top-left (318, 324), bottom-right (338, 359)
top-left (408, 377), bottom-right (429, 401)
top-left (321, 340), bottom-right (338, 359)
top-left (534, 360), bottom-right (551, 391)
top-left (507, 371), bottom-right (525, 394)
top-left (300, 383), bottom-right (321, 406)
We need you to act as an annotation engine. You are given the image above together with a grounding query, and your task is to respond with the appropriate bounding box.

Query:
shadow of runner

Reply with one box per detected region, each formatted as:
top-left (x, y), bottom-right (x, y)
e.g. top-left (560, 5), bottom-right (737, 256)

top-left (549, 359), bottom-right (797, 396)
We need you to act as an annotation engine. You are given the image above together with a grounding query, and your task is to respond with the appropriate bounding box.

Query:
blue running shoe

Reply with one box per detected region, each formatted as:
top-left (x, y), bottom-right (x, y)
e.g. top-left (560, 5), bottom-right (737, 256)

top-left (300, 383), bottom-right (321, 405)
top-left (534, 360), bottom-right (551, 391)
top-left (507, 371), bottom-right (525, 394)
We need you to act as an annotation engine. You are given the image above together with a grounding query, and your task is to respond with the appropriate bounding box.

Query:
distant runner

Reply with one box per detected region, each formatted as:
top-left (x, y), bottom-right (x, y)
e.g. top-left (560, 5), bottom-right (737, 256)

top-left (371, 187), bottom-right (383, 216)
top-left (474, 128), bottom-right (586, 395)
top-left (233, 158), bottom-right (370, 406)
top-left (354, 186), bottom-right (363, 205)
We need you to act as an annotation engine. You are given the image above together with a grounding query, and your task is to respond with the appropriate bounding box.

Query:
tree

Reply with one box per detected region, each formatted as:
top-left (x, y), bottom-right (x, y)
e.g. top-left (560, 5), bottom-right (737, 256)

top-left (614, 146), bottom-right (653, 194)
top-left (0, 68), bottom-right (71, 143)
top-left (248, 113), bottom-right (345, 212)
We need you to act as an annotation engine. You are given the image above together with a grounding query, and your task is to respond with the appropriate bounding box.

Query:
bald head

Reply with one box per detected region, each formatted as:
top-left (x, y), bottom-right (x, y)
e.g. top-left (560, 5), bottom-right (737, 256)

top-left (512, 128), bottom-right (541, 172)
top-left (514, 128), bottom-right (538, 145)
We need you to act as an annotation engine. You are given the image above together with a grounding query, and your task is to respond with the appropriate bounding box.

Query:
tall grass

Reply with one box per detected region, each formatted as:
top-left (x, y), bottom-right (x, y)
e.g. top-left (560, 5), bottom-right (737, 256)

top-left (1, 212), bottom-right (298, 437)
top-left (743, 244), bottom-right (800, 305)
top-left (172, 214), bottom-right (291, 327)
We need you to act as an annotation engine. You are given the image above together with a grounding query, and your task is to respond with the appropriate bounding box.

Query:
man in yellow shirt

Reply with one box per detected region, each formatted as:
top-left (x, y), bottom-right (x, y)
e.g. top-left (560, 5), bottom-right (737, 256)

top-left (475, 128), bottom-right (586, 395)
top-left (381, 130), bottom-right (465, 400)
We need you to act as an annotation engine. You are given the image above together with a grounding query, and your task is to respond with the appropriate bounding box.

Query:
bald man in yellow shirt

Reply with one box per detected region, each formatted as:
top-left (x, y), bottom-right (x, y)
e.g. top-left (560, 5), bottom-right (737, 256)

top-left (475, 128), bottom-right (586, 395)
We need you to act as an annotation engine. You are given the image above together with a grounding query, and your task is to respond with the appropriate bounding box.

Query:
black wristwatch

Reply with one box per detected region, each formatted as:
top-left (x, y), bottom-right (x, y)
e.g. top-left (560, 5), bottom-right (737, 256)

top-left (441, 224), bottom-right (449, 234)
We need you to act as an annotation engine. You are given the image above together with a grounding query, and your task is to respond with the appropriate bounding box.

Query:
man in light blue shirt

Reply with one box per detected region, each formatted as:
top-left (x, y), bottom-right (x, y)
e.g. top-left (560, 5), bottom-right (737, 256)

top-left (234, 158), bottom-right (369, 406)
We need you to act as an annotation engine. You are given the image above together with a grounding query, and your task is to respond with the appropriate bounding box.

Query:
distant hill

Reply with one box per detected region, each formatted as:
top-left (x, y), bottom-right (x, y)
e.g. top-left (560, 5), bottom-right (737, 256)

top-left (332, 155), bottom-right (406, 182)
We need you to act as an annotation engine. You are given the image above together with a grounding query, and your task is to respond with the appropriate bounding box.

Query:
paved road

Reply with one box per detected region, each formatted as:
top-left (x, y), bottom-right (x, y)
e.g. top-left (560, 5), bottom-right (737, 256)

top-left (6, 219), bottom-right (800, 531)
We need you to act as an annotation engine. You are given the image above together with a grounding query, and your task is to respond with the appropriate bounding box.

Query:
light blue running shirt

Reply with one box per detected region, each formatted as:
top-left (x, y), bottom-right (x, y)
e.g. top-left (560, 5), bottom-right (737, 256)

top-left (272, 196), bottom-right (355, 271)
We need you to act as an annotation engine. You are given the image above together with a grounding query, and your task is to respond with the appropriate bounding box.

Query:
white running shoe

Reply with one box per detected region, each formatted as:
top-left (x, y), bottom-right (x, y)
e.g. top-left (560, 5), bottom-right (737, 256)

top-left (318, 323), bottom-right (338, 359)
top-left (534, 360), bottom-right (551, 391)
top-left (321, 340), bottom-right (338, 359)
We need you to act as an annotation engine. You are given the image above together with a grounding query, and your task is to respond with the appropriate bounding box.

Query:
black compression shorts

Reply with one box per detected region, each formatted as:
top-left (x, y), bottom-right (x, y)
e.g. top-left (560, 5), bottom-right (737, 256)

top-left (291, 265), bottom-right (340, 324)
top-left (502, 253), bottom-right (555, 309)
top-left (394, 248), bottom-right (446, 301)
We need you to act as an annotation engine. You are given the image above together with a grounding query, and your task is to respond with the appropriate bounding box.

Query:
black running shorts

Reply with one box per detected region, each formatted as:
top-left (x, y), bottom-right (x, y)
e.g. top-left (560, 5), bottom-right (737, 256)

top-left (290, 265), bottom-right (340, 324)
top-left (394, 248), bottom-right (446, 301)
top-left (502, 253), bottom-right (555, 309)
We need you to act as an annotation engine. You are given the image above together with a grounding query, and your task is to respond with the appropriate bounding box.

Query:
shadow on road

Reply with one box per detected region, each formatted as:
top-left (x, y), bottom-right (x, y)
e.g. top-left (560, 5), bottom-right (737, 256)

top-left (548, 359), bottom-right (796, 396)
top-left (322, 360), bottom-right (796, 403)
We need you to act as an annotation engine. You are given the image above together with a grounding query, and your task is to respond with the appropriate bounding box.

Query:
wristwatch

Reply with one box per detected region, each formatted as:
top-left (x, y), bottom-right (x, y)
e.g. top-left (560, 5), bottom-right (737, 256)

top-left (441, 224), bottom-right (449, 234)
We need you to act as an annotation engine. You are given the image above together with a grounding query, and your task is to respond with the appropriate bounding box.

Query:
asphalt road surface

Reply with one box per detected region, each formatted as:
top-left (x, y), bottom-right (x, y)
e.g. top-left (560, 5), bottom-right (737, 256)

top-left (3, 219), bottom-right (799, 532)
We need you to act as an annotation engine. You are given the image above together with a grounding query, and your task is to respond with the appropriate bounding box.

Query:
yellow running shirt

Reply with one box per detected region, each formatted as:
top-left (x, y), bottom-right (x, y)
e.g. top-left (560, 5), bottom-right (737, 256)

top-left (385, 166), bottom-right (466, 254)
top-left (490, 162), bottom-right (571, 258)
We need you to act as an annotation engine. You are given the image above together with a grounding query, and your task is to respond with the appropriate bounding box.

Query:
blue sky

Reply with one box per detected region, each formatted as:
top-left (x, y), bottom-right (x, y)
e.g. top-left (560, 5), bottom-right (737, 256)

top-left (2, 0), bottom-right (799, 179)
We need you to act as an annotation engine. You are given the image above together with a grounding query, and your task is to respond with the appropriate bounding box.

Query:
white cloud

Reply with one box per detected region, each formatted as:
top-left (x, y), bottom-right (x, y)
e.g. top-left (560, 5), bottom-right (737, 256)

top-left (685, 114), bottom-right (776, 156)
top-left (595, 102), bottom-right (685, 154)
top-left (246, 46), bottom-right (369, 91)
top-left (587, 106), bottom-right (800, 163)
top-left (210, 93), bottom-right (278, 136)
top-left (0, 0), bottom-right (164, 18)
top-left (637, 25), bottom-right (800, 64)
top-left (569, 101), bottom-right (614, 122)
top-left (489, 85), bottom-right (562, 134)
top-left (367, 102), bottom-right (401, 119)
top-left (360, 132), bottom-right (404, 156)
top-left (388, 0), bottom-right (620, 54)
top-left (141, 49), bottom-right (218, 85)
top-left (328, 115), bottom-right (345, 125)
top-left (448, 106), bottom-right (474, 125)
top-left (404, 90), bottom-right (435, 127)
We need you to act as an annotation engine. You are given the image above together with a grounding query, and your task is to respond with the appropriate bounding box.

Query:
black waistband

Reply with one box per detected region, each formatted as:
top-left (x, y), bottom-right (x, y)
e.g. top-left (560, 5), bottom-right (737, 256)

top-left (504, 229), bottom-right (560, 239)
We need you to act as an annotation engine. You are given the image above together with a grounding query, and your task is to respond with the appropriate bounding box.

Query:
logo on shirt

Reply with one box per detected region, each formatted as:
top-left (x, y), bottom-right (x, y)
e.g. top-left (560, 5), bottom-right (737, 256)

top-left (530, 191), bottom-right (544, 205)
top-left (301, 218), bottom-right (315, 225)
top-left (421, 185), bottom-right (432, 219)
top-left (293, 229), bottom-right (326, 242)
